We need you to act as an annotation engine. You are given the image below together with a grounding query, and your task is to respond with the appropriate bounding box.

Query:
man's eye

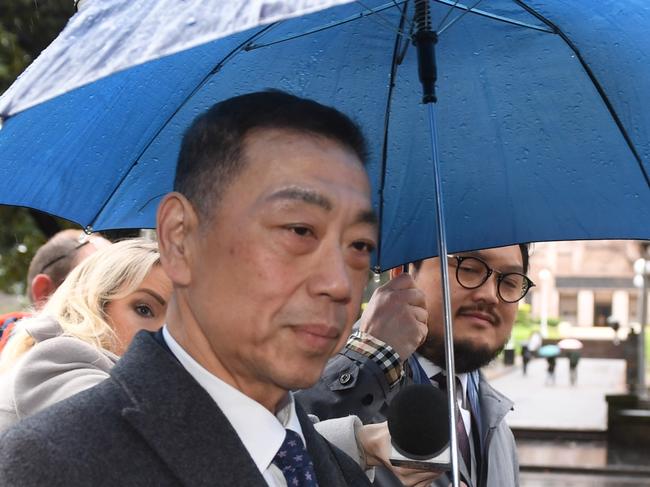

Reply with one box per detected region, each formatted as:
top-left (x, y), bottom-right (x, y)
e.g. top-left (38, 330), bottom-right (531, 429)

top-left (135, 304), bottom-right (154, 318)
top-left (501, 275), bottom-right (523, 289)
top-left (287, 226), bottom-right (313, 237)
top-left (351, 241), bottom-right (375, 254)
top-left (460, 265), bottom-right (480, 274)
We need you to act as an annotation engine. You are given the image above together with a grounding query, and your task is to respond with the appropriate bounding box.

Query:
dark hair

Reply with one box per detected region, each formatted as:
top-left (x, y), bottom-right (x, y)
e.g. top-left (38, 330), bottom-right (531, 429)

top-left (519, 243), bottom-right (530, 274)
top-left (411, 243), bottom-right (531, 274)
top-left (174, 90), bottom-right (367, 219)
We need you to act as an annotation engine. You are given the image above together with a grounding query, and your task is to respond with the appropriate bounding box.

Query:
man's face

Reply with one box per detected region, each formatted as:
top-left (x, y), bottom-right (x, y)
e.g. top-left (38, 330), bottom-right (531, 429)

top-left (184, 129), bottom-right (377, 398)
top-left (414, 246), bottom-right (522, 372)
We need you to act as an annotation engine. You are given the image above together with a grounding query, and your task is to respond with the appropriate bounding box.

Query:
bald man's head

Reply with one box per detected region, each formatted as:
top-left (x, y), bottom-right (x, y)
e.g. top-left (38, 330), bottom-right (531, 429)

top-left (27, 230), bottom-right (111, 306)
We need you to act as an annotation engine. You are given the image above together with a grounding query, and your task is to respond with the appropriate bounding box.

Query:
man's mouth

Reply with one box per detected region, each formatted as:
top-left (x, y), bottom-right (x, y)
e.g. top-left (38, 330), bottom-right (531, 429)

top-left (457, 308), bottom-right (498, 326)
top-left (293, 324), bottom-right (341, 350)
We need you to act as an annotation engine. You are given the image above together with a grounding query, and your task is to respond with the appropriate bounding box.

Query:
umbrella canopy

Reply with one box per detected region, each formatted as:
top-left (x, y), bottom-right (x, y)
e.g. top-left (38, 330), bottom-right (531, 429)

top-left (558, 338), bottom-right (583, 350)
top-left (537, 344), bottom-right (561, 358)
top-left (1, 0), bottom-right (649, 271)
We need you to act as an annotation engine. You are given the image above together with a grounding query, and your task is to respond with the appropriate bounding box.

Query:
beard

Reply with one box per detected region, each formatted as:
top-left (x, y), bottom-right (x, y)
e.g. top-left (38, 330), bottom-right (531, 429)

top-left (417, 334), bottom-right (506, 373)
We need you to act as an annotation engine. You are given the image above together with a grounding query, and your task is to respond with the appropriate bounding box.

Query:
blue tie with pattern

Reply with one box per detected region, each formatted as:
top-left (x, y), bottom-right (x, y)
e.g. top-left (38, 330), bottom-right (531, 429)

top-left (272, 429), bottom-right (319, 487)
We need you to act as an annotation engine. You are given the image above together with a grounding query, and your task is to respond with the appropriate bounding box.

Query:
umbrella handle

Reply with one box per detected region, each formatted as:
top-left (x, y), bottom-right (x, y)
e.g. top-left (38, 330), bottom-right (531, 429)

top-left (412, 0), bottom-right (438, 103)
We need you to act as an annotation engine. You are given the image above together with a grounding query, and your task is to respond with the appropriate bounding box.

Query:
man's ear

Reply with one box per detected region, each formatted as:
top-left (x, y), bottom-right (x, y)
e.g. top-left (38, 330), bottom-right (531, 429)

top-left (31, 274), bottom-right (56, 307)
top-left (156, 192), bottom-right (198, 286)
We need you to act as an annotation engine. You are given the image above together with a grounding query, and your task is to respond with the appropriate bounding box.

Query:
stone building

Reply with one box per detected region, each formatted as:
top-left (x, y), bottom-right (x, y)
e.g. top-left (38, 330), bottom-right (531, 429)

top-left (527, 240), bottom-right (647, 329)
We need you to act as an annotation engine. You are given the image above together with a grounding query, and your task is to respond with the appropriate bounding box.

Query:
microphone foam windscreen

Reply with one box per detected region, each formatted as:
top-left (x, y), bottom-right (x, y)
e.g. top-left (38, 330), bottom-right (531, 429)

top-left (387, 384), bottom-right (450, 458)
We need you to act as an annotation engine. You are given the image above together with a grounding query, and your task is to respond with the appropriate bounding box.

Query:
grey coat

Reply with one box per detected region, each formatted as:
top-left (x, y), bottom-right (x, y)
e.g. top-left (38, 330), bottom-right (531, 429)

top-left (296, 349), bottom-right (520, 487)
top-left (0, 315), bottom-right (117, 432)
top-left (0, 331), bottom-right (372, 487)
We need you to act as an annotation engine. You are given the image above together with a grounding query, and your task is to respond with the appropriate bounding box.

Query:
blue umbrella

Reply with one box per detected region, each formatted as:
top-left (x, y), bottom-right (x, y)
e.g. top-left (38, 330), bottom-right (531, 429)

top-left (537, 344), bottom-right (561, 358)
top-left (2, 2), bottom-right (649, 483)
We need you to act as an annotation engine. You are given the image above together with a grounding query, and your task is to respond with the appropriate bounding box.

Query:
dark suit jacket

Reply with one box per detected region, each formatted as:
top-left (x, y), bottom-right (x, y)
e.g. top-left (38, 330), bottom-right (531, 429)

top-left (0, 331), bottom-right (371, 486)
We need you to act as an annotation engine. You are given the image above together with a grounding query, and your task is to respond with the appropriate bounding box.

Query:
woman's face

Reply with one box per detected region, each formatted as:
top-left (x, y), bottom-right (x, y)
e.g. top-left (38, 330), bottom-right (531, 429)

top-left (105, 265), bottom-right (172, 355)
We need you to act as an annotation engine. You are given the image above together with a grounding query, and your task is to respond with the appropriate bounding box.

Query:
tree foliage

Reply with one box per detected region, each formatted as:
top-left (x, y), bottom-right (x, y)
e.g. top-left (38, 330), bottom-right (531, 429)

top-left (0, 207), bottom-right (47, 294)
top-left (0, 0), bottom-right (75, 294)
top-left (0, 0), bottom-right (74, 92)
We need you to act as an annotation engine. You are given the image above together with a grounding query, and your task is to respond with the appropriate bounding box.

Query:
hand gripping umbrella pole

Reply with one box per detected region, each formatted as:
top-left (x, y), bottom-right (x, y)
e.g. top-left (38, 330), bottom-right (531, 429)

top-left (412, 1), bottom-right (461, 486)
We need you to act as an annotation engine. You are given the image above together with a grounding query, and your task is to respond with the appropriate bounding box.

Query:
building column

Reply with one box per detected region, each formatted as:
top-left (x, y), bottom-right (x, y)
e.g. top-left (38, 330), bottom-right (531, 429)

top-left (611, 290), bottom-right (629, 328)
top-left (577, 290), bottom-right (594, 327)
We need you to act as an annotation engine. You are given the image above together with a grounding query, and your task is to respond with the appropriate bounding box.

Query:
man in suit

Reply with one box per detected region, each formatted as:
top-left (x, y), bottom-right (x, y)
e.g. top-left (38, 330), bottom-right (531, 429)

top-left (0, 91), bottom-right (378, 487)
top-left (297, 245), bottom-right (533, 487)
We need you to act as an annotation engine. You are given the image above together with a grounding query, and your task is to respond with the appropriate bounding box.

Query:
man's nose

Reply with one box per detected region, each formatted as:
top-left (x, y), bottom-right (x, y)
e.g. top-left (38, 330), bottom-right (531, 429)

top-left (308, 243), bottom-right (353, 303)
top-left (471, 273), bottom-right (500, 303)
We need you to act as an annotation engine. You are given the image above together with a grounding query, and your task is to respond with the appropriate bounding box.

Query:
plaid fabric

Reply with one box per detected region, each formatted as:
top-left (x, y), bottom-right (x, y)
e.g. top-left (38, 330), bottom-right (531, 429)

top-left (346, 331), bottom-right (403, 387)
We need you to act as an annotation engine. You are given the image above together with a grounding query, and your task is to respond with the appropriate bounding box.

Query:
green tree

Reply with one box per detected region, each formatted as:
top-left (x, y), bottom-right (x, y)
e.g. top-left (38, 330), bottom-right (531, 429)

top-left (0, 0), bottom-right (74, 92)
top-left (0, 0), bottom-right (76, 294)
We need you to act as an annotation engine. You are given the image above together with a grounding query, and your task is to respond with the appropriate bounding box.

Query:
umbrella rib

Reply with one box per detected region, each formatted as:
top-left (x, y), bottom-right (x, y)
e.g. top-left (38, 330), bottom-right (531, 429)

top-left (435, 0), bottom-right (462, 32)
top-left (245, 0), bottom-right (409, 51)
top-left (86, 25), bottom-right (278, 230)
top-left (431, 0), bottom-right (553, 35)
top-left (355, 0), bottom-right (409, 34)
top-left (513, 0), bottom-right (650, 189)
top-left (437, 0), bottom-right (486, 35)
top-left (375, 2), bottom-right (410, 272)
top-left (390, 0), bottom-right (414, 32)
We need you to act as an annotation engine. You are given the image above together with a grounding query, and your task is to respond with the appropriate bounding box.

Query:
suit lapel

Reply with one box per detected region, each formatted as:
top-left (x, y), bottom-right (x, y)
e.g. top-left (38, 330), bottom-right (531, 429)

top-left (477, 373), bottom-right (514, 431)
top-left (296, 403), bottom-right (349, 486)
top-left (111, 332), bottom-right (267, 487)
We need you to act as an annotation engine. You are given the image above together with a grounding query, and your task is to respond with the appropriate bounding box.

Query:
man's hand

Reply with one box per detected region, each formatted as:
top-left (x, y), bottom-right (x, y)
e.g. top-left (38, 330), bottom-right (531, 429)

top-left (359, 273), bottom-right (428, 362)
top-left (357, 421), bottom-right (444, 487)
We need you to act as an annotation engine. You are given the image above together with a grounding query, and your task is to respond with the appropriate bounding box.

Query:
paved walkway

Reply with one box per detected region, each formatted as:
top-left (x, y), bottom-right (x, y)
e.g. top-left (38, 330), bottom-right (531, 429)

top-left (520, 471), bottom-right (650, 487)
top-left (482, 356), bottom-right (650, 477)
top-left (485, 357), bottom-right (627, 431)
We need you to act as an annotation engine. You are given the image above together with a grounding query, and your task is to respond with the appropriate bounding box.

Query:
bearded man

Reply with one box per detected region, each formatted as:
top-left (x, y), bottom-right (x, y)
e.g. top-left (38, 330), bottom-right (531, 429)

top-left (297, 245), bottom-right (533, 487)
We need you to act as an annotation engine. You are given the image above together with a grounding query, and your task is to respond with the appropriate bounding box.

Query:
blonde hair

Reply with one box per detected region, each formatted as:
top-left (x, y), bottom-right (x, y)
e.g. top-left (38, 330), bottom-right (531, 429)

top-left (0, 238), bottom-right (160, 370)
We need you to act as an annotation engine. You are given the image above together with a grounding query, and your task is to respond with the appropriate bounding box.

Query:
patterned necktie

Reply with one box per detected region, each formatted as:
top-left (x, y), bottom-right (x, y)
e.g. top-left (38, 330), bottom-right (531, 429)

top-left (272, 429), bottom-right (319, 487)
top-left (431, 373), bottom-right (472, 470)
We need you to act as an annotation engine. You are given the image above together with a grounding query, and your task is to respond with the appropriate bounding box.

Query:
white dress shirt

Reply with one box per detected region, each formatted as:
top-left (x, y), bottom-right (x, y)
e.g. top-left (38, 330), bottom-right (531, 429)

top-left (416, 356), bottom-right (472, 435)
top-left (417, 355), bottom-right (479, 482)
top-left (163, 326), bottom-right (303, 487)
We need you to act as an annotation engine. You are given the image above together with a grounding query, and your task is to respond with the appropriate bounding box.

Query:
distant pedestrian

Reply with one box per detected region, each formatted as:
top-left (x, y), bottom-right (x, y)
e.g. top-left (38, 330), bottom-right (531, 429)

top-left (521, 343), bottom-right (532, 375)
top-left (545, 356), bottom-right (557, 385)
top-left (607, 317), bottom-right (621, 345)
top-left (568, 351), bottom-right (580, 386)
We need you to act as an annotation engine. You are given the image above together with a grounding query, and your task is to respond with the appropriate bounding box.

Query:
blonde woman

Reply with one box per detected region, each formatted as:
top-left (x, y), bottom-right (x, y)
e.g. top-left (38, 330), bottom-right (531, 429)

top-left (0, 238), bottom-right (171, 431)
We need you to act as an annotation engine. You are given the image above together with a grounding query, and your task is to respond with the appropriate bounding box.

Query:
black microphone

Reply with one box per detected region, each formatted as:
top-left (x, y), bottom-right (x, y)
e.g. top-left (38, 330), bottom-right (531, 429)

top-left (387, 384), bottom-right (451, 471)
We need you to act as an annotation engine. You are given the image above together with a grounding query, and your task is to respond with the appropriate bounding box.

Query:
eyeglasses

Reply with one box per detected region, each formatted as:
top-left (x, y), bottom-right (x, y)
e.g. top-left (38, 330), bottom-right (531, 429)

top-left (38, 239), bottom-right (91, 275)
top-left (448, 255), bottom-right (535, 303)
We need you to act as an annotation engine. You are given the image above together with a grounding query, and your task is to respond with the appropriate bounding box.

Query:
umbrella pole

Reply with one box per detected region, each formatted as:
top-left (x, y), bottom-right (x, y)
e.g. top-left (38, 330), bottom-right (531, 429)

top-left (427, 101), bottom-right (461, 487)
top-left (413, 0), bottom-right (460, 484)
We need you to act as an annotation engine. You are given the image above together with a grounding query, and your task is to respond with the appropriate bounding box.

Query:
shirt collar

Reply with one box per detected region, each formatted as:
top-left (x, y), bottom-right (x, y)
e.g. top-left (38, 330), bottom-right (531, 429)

top-left (162, 326), bottom-right (305, 474)
top-left (416, 354), bottom-right (469, 401)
